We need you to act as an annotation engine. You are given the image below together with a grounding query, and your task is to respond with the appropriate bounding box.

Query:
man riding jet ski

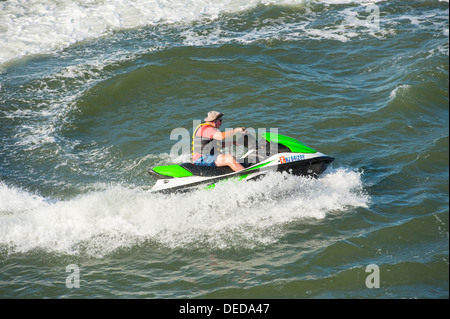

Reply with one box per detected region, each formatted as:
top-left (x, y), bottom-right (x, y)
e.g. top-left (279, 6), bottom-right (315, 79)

top-left (192, 111), bottom-right (247, 172)
top-left (148, 111), bottom-right (334, 193)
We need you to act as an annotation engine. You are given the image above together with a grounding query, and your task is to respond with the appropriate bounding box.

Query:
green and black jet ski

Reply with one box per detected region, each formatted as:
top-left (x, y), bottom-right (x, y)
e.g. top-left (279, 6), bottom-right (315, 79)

top-left (148, 132), bottom-right (334, 193)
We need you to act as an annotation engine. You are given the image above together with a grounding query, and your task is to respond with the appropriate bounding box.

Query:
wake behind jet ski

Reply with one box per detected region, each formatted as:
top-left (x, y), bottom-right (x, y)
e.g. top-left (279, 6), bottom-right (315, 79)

top-left (148, 131), bottom-right (334, 194)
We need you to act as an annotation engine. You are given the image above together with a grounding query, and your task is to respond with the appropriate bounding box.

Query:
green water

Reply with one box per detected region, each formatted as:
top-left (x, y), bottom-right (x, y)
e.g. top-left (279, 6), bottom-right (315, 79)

top-left (0, 0), bottom-right (448, 299)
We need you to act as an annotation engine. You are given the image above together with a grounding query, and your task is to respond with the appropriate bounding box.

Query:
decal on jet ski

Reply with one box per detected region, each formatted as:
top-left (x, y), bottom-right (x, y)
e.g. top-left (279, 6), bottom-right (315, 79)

top-left (279, 155), bottom-right (305, 163)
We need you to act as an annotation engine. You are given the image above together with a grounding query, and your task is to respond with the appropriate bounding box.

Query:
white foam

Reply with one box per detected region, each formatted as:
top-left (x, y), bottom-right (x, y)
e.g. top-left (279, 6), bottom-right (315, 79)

top-left (0, 182), bottom-right (47, 214)
top-left (181, 1), bottom-right (408, 47)
top-left (389, 84), bottom-right (411, 101)
top-left (1, 0), bottom-right (416, 67)
top-left (2, 0), bottom-right (447, 68)
top-left (0, 168), bottom-right (369, 257)
top-left (0, 0), bottom-right (304, 66)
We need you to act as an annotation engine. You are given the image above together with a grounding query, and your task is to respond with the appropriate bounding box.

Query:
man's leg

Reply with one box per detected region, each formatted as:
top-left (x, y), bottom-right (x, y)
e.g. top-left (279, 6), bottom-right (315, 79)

top-left (215, 154), bottom-right (245, 172)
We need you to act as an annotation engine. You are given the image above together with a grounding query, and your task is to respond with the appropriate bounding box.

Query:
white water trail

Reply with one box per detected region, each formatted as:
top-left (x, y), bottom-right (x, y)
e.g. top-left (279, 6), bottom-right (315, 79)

top-left (0, 168), bottom-right (369, 257)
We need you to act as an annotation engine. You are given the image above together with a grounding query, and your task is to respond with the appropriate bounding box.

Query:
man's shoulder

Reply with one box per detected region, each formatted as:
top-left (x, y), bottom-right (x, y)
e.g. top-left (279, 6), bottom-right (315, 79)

top-left (198, 125), bottom-right (219, 137)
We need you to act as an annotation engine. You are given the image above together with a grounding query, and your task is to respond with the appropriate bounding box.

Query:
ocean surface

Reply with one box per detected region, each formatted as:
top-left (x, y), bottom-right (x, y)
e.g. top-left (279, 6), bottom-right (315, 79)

top-left (0, 0), bottom-right (448, 299)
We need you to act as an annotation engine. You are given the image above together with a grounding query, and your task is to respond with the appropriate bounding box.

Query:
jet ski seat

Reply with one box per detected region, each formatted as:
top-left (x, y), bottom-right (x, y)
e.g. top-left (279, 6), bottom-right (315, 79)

top-left (180, 163), bottom-right (234, 177)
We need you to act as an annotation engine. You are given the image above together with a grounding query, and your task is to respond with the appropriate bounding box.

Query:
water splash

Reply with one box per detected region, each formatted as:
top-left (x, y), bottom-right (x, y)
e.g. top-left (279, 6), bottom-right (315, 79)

top-left (0, 168), bottom-right (369, 257)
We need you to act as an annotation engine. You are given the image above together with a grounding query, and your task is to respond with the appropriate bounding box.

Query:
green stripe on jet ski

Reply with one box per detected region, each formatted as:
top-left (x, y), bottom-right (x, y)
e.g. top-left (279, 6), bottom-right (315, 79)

top-left (204, 174), bottom-right (249, 190)
top-left (263, 132), bottom-right (317, 153)
top-left (153, 165), bottom-right (193, 178)
top-left (245, 161), bottom-right (272, 171)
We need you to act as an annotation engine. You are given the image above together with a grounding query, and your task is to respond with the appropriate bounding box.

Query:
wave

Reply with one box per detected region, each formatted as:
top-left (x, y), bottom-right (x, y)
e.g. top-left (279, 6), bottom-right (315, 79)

top-left (0, 168), bottom-right (369, 257)
top-left (3, 0), bottom-right (446, 67)
top-left (0, 0), bottom-right (304, 66)
top-left (389, 84), bottom-right (411, 102)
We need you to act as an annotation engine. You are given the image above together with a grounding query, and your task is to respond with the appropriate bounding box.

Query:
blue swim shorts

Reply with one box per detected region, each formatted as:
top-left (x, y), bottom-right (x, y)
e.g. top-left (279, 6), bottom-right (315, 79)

top-left (194, 154), bottom-right (219, 167)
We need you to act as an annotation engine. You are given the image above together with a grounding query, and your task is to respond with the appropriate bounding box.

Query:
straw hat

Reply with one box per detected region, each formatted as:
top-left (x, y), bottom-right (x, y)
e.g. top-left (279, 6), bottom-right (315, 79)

top-left (204, 111), bottom-right (224, 122)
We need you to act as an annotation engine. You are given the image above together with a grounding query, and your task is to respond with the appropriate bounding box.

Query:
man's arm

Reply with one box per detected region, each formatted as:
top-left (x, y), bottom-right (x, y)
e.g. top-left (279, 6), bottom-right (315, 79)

top-left (213, 127), bottom-right (246, 140)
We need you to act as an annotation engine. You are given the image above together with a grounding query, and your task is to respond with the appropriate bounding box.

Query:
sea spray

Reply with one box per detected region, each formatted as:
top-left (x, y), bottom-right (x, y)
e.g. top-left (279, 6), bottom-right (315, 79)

top-left (0, 168), bottom-right (369, 256)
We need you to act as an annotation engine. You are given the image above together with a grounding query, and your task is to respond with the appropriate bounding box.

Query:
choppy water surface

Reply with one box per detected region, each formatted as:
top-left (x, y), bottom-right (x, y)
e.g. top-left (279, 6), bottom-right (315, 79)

top-left (0, 0), bottom-right (448, 299)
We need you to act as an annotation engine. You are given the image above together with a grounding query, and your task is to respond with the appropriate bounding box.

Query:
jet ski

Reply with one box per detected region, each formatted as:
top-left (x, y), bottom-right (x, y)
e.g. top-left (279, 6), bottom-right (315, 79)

top-left (148, 132), bottom-right (334, 193)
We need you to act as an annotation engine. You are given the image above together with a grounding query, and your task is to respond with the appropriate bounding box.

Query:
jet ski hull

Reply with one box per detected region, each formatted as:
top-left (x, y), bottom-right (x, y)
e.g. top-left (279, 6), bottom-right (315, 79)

top-left (149, 152), bottom-right (334, 194)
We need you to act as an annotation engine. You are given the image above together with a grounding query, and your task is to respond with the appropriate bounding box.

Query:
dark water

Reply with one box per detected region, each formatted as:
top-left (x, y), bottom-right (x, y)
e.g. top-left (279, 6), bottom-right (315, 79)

top-left (0, 0), bottom-right (448, 299)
